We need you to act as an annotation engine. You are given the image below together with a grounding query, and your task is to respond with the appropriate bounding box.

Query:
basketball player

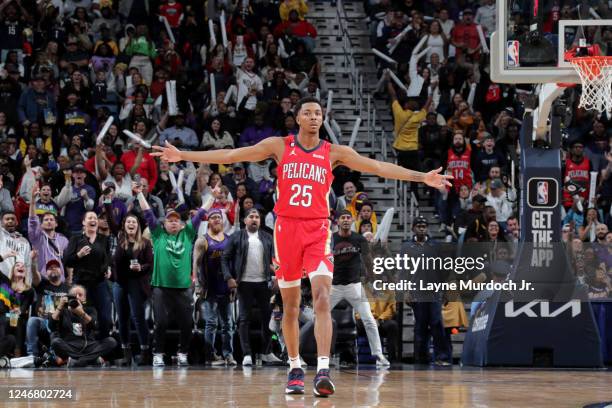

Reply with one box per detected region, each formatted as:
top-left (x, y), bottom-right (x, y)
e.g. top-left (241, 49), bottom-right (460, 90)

top-left (152, 97), bottom-right (452, 397)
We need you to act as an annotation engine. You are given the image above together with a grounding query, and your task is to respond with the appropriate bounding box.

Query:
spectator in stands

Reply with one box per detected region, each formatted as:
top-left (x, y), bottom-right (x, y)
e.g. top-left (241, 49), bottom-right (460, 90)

top-left (63, 210), bottom-right (112, 339)
top-left (485, 179), bottom-right (513, 231)
top-left (26, 259), bottom-right (70, 358)
top-left (275, 10), bottom-right (317, 52)
top-left (585, 121), bottom-right (609, 172)
top-left (331, 210), bottom-right (390, 366)
top-left (97, 158), bottom-right (134, 202)
top-left (134, 183), bottom-right (210, 367)
top-left (354, 202), bottom-right (377, 234)
top-left (0, 175), bottom-right (13, 213)
top-left (475, 0), bottom-right (496, 36)
top-left (0, 211), bottom-right (32, 281)
top-left (63, 164), bottom-right (96, 235)
top-left (126, 178), bottom-right (165, 221)
top-left (450, 8), bottom-right (481, 75)
top-left (563, 139), bottom-right (591, 209)
top-left (454, 194), bottom-right (487, 237)
top-left (112, 213), bottom-right (153, 366)
top-left (361, 280), bottom-right (400, 363)
top-left (473, 135), bottom-right (506, 182)
top-left (159, 113), bottom-right (199, 150)
top-left (1, 258), bottom-right (36, 357)
top-left (239, 115), bottom-right (276, 147)
top-left (18, 75), bottom-right (57, 128)
top-left (124, 25), bottom-right (157, 85)
top-left (28, 185), bottom-right (68, 280)
top-left (223, 163), bottom-right (259, 200)
top-left (201, 119), bottom-right (234, 150)
top-left (121, 141), bottom-right (158, 189)
top-left (579, 208), bottom-right (605, 243)
top-left (445, 130), bottom-right (473, 195)
top-left (336, 181), bottom-right (357, 212)
top-left (49, 285), bottom-right (117, 367)
top-left (402, 216), bottom-right (450, 366)
top-left (505, 215), bottom-right (520, 243)
top-left (279, 0), bottom-right (309, 21)
top-left (387, 75), bottom-right (433, 172)
top-left (194, 209), bottom-right (236, 366)
top-left (221, 208), bottom-right (281, 366)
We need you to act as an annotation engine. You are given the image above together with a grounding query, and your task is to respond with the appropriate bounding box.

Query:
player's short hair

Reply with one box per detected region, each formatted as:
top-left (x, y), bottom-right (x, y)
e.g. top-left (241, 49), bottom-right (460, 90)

top-left (295, 97), bottom-right (322, 114)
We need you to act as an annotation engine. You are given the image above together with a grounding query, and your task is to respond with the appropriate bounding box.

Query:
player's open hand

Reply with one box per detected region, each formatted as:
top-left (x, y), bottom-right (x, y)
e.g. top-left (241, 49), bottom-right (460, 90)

top-left (152, 141), bottom-right (182, 162)
top-left (424, 167), bottom-right (453, 189)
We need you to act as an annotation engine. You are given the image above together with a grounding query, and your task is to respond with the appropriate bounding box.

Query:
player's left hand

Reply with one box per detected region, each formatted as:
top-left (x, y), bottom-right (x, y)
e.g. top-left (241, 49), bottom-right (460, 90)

top-left (152, 141), bottom-right (182, 162)
top-left (423, 167), bottom-right (453, 189)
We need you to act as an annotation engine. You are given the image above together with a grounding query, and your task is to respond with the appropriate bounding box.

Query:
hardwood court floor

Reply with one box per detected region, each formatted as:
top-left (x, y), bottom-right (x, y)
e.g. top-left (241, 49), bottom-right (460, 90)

top-left (1, 366), bottom-right (610, 407)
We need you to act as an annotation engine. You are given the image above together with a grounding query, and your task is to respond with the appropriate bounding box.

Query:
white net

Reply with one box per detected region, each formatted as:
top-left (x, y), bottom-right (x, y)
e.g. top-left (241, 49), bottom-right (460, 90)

top-left (568, 56), bottom-right (612, 114)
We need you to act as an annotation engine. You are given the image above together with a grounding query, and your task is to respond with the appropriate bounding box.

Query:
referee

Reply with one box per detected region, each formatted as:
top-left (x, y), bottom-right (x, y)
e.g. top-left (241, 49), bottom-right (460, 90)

top-left (330, 210), bottom-right (390, 367)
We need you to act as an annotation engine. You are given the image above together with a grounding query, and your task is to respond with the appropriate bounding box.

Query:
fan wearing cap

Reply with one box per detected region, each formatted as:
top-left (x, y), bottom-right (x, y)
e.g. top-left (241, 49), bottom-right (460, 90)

top-left (222, 162), bottom-right (260, 202)
top-left (159, 112), bottom-right (199, 150)
top-left (563, 138), bottom-right (591, 209)
top-left (63, 163), bottom-right (97, 235)
top-left (133, 181), bottom-right (215, 367)
top-left (17, 73), bottom-right (57, 128)
top-left (484, 179), bottom-right (513, 231)
top-left (450, 8), bottom-right (481, 64)
top-left (25, 258), bottom-right (71, 357)
top-left (152, 96), bottom-right (452, 397)
top-left (401, 215), bottom-right (452, 365)
top-left (331, 209), bottom-right (390, 366)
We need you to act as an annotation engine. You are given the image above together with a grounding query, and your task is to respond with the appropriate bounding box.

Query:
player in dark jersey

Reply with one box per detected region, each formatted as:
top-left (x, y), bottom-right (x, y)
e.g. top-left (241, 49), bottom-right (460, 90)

top-left (152, 97), bottom-right (452, 397)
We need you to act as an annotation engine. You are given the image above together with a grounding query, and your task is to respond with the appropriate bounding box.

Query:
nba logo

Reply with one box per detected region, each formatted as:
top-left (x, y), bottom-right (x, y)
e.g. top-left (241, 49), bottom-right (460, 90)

top-left (537, 181), bottom-right (548, 205)
top-left (507, 41), bottom-right (520, 67)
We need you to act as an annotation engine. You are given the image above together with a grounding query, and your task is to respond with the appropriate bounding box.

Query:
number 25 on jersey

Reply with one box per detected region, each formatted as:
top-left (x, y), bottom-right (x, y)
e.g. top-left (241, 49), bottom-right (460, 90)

top-left (288, 184), bottom-right (312, 207)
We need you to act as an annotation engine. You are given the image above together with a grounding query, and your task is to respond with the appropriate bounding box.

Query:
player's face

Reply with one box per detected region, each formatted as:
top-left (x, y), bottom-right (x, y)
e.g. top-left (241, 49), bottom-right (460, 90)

top-left (296, 103), bottom-right (323, 134)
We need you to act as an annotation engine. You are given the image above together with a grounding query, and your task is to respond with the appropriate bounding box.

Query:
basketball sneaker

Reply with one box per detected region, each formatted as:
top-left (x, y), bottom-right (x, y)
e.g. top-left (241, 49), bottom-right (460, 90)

top-left (152, 353), bottom-right (165, 367)
top-left (177, 353), bottom-right (189, 366)
top-left (285, 367), bottom-right (305, 394)
top-left (313, 369), bottom-right (335, 397)
top-left (376, 354), bottom-right (391, 367)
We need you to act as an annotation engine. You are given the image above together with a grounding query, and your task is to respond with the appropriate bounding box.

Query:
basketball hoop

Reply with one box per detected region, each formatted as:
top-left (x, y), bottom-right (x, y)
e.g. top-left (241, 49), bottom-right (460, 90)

top-left (564, 46), bottom-right (612, 114)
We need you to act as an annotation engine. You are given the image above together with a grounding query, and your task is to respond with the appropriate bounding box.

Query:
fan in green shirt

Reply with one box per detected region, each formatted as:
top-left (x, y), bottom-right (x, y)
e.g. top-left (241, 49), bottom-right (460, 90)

top-left (136, 183), bottom-right (215, 289)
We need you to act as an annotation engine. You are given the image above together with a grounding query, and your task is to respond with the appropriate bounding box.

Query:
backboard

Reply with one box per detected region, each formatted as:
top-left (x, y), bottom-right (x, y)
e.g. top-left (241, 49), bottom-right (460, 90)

top-left (491, 0), bottom-right (612, 84)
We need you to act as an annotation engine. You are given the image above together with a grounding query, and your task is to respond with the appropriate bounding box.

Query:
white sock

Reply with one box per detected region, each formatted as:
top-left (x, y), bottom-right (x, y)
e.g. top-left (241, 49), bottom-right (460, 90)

top-left (317, 356), bottom-right (329, 371)
top-left (289, 355), bottom-right (301, 370)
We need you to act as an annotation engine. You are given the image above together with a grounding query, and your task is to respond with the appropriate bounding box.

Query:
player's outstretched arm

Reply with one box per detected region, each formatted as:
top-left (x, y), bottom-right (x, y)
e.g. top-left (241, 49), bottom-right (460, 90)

top-left (151, 137), bottom-right (283, 164)
top-left (332, 145), bottom-right (453, 189)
